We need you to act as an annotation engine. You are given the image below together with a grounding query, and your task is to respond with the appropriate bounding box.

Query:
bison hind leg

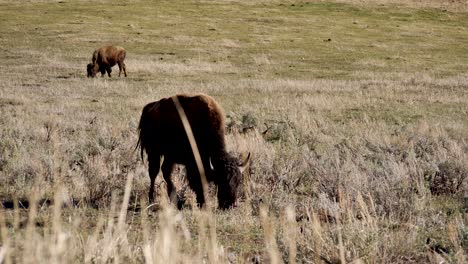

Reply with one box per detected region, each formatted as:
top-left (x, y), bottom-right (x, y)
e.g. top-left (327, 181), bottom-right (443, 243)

top-left (161, 159), bottom-right (177, 205)
top-left (118, 62), bottom-right (127, 77)
top-left (148, 155), bottom-right (161, 204)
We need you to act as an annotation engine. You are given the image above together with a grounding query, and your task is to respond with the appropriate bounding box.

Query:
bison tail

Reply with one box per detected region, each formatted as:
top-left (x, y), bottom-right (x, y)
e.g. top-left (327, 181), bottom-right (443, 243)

top-left (136, 126), bottom-right (145, 161)
top-left (136, 101), bottom-right (159, 161)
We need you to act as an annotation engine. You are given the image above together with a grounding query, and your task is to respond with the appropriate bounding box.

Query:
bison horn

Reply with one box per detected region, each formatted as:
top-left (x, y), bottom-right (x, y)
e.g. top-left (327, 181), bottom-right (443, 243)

top-left (239, 152), bottom-right (251, 174)
top-left (209, 157), bottom-right (215, 171)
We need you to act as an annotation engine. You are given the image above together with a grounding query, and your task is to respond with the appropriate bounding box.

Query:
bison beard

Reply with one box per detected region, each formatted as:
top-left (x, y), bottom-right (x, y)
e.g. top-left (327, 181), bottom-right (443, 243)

top-left (137, 94), bottom-right (249, 209)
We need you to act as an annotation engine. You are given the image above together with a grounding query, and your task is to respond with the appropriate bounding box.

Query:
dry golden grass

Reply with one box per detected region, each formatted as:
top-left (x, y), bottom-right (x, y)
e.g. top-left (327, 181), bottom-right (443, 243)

top-left (334, 0), bottom-right (468, 12)
top-left (0, 0), bottom-right (467, 263)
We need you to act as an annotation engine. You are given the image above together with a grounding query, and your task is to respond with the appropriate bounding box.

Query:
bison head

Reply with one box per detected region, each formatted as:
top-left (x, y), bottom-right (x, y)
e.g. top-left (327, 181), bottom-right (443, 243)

top-left (211, 153), bottom-right (250, 209)
top-left (87, 63), bottom-right (97, 78)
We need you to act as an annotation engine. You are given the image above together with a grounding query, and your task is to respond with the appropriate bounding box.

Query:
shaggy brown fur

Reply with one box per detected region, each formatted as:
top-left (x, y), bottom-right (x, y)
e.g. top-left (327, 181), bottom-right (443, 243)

top-left (137, 94), bottom-right (249, 209)
top-left (86, 46), bottom-right (127, 78)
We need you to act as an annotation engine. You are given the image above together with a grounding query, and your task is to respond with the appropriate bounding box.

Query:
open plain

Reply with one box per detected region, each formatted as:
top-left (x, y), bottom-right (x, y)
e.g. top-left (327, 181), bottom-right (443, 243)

top-left (0, 0), bottom-right (467, 263)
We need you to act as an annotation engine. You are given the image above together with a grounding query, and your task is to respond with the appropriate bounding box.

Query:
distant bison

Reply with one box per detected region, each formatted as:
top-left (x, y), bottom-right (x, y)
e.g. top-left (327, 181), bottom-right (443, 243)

top-left (137, 94), bottom-right (250, 209)
top-left (86, 46), bottom-right (127, 78)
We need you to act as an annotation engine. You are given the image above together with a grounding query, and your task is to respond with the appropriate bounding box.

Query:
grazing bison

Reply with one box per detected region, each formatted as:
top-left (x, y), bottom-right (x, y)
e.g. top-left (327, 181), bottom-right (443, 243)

top-left (86, 45), bottom-right (127, 78)
top-left (137, 94), bottom-right (250, 209)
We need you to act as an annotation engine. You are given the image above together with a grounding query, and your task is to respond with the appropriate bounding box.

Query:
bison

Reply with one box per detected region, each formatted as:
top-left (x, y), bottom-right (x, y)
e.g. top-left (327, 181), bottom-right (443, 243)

top-left (86, 45), bottom-right (127, 78)
top-left (137, 94), bottom-right (250, 209)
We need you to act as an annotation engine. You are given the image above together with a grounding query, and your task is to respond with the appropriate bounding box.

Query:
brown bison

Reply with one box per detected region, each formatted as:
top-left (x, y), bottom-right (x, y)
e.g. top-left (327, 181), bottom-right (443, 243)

top-left (86, 46), bottom-right (127, 78)
top-left (137, 94), bottom-right (250, 209)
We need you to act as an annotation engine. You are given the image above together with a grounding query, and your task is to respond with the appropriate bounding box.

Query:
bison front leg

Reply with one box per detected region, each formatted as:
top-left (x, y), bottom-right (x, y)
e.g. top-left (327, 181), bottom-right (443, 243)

top-left (99, 66), bottom-right (106, 77)
top-left (106, 67), bottom-right (112, 77)
top-left (187, 167), bottom-right (205, 208)
top-left (148, 155), bottom-right (161, 204)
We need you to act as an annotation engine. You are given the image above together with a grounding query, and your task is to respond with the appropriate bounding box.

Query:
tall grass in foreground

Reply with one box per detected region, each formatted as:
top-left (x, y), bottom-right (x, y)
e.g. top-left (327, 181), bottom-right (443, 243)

top-left (0, 177), bottom-right (298, 263)
top-left (0, 119), bottom-right (466, 263)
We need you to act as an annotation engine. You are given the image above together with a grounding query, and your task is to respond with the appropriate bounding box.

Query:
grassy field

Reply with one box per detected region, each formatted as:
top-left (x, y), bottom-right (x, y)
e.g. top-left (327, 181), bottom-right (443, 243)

top-left (0, 0), bottom-right (467, 263)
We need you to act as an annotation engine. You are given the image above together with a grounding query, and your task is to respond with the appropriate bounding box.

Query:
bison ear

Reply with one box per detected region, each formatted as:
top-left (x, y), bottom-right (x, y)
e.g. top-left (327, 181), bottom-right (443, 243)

top-left (239, 152), bottom-right (250, 174)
